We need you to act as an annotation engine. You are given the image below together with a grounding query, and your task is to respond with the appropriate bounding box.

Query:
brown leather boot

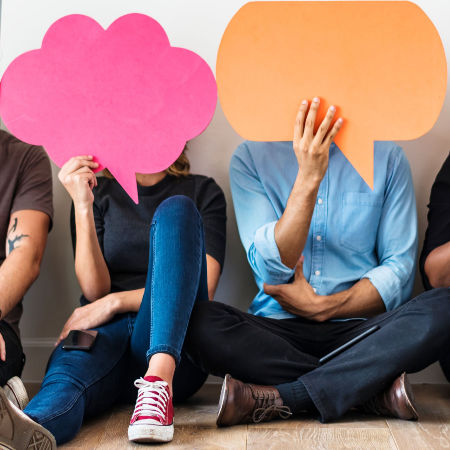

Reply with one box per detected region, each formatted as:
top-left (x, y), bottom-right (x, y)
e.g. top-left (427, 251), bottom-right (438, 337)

top-left (216, 374), bottom-right (292, 427)
top-left (361, 372), bottom-right (419, 420)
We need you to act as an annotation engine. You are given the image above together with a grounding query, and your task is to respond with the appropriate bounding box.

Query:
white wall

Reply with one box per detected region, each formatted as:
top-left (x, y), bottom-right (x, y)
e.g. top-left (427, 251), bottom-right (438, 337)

top-left (0, 0), bottom-right (448, 383)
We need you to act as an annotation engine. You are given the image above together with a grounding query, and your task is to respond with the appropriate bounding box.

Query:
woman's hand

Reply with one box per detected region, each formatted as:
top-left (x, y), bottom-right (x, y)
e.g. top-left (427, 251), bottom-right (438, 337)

top-left (58, 156), bottom-right (99, 209)
top-left (293, 98), bottom-right (343, 187)
top-left (55, 294), bottom-right (120, 346)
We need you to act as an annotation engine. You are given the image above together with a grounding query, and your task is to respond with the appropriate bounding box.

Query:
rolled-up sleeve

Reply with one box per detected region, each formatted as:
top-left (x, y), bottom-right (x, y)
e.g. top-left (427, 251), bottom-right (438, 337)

top-left (362, 148), bottom-right (418, 310)
top-left (230, 144), bottom-right (295, 285)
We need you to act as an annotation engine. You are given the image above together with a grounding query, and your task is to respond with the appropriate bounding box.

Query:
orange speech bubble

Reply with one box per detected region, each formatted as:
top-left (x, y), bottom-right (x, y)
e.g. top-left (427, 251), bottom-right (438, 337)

top-left (217, 1), bottom-right (447, 188)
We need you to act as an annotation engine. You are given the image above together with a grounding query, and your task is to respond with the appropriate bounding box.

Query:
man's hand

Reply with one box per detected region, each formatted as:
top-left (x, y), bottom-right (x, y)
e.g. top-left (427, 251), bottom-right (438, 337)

top-left (55, 294), bottom-right (120, 346)
top-left (293, 98), bottom-right (343, 187)
top-left (264, 256), bottom-right (335, 322)
top-left (274, 98), bottom-right (343, 268)
top-left (264, 256), bottom-right (385, 320)
top-left (0, 332), bottom-right (5, 362)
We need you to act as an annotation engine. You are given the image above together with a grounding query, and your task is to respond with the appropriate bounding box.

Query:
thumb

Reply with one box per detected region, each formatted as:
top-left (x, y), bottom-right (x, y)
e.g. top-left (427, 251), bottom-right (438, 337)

top-left (263, 282), bottom-right (282, 297)
top-left (294, 255), bottom-right (305, 281)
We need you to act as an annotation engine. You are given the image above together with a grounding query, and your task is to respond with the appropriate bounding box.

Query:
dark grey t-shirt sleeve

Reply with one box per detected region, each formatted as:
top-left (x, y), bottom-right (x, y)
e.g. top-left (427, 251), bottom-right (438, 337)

top-left (11, 146), bottom-right (53, 228)
top-left (197, 177), bottom-right (227, 270)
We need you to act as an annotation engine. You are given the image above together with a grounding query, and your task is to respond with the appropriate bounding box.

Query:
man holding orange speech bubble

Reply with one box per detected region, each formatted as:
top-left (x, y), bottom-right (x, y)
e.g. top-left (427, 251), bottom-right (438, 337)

top-left (186, 98), bottom-right (450, 426)
top-left (184, 1), bottom-right (449, 427)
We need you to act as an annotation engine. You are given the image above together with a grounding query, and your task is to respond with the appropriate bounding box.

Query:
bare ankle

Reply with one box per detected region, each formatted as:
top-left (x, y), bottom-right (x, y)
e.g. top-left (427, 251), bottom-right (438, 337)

top-left (145, 353), bottom-right (176, 394)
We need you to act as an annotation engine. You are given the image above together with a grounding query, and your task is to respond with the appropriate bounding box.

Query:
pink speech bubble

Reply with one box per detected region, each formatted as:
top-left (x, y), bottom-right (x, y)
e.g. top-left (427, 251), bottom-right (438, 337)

top-left (0, 14), bottom-right (217, 203)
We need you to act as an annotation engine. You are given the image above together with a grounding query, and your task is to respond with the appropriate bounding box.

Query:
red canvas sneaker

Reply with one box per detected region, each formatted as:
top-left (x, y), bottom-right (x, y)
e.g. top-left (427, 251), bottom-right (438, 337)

top-left (128, 376), bottom-right (174, 443)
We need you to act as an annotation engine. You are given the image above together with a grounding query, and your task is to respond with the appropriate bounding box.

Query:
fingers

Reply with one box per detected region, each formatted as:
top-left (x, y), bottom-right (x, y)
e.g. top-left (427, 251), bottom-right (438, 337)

top-left (294, 100), bottom-right (309, 142)
top-left (0, 334), bottom-right (5, 361)
top-left (58, 156), bottom-right (99, 182)
top-left (263, 282), bottom-right (282, 298)
top-left (71, 170), bottom-right (98, 190)
top-left (73, 167), bottom-right (98, 188)
top-left (55, 327), bottom-right (69, 347)
top-left (68, 158), bottom-right (99, 173)
top-left (323, 117), bottom-right (344, 147)
top-left (303, 97), bottom-right (320, 139)
top-left (314, 105), bottom-right (336, 145)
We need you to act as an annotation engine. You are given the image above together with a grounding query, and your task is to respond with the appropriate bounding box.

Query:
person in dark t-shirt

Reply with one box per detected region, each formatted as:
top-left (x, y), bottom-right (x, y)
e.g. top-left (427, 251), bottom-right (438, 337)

top-left (10, 149), bottom-right (226, 448)
top-left (0, 130), bottom-right (53, 407)
top-left (420, 152), bottom-right (450, 381)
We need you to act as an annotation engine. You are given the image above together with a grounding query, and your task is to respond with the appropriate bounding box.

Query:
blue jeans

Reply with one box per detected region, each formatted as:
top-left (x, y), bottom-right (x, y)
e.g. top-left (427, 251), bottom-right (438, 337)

top-left (24, 196), bottom-right (209, 445)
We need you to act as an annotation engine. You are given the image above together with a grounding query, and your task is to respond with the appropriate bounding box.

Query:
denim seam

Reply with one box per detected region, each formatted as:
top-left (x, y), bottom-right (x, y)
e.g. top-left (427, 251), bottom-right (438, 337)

top-left (148, 221), bottom-right (157, 363)
top-left (34, 339), bottom-right (130, 425)
top-left (30, 379), bottom-right (85, 425)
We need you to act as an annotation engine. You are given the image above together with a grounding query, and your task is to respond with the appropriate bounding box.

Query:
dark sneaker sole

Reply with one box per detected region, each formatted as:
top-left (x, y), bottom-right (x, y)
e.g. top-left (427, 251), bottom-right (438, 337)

top-left (216, 374), bottom-right (231, 427)
top-left (0, 389), bottom-right (56, 450)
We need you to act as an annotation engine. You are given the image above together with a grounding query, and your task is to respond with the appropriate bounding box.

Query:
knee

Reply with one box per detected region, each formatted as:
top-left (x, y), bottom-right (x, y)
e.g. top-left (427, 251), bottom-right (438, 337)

top-left (408, 288), bottom-right (450, 336)
top-left (153, 195), bottom-right (200, 224)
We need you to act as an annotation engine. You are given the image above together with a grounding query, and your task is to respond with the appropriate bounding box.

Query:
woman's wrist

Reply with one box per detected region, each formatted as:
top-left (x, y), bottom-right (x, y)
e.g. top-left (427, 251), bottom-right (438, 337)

top-left (74, 201), bottom-right (93, 216)
top-left (107, 293), bottom-right (123, 314)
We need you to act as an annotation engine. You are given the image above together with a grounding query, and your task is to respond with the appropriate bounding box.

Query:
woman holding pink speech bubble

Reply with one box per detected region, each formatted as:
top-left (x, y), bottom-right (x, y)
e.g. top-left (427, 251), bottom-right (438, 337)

top-left (7, 149), bottom-right (226, 447)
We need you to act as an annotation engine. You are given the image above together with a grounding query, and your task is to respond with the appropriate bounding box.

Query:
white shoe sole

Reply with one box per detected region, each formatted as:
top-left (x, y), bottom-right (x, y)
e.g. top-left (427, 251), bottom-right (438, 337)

top-left (0, 388), bottom-right (56, 450)
top-left (216, 374), bottom-right (230, 427)
top-left (128, 423), bottom-right (174, 443)
top-left (4, 377), bottom-right (29, 410)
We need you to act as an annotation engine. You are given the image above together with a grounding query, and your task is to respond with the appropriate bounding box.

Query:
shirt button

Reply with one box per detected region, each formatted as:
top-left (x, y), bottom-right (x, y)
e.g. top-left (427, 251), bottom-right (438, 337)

top-left (316, 235), bottom-right (322, 241)
top-left (315, 270), bottom-right (321, 276)
top-left (318, 198), bottom-right (323, 205)
top-left (313, 288), bottom-right (317, 293)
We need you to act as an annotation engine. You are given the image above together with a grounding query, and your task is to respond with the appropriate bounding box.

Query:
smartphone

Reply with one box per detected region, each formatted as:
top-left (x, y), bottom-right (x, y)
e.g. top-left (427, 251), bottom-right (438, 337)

top-left (319, 325), bottom-right (380, 365)
top-left (61, 330), bottom-right (98, 351)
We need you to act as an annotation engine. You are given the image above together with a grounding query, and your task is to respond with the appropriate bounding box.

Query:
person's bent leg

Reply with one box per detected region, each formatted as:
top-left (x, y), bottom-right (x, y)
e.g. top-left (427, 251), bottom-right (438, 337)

top-left (284, 288), bottom-right (450, 422)
top-left (185, 301), bottom-right (320, 384)
top-left (24, 315), bottom-right (130, 445)
top-left (185, 301), bottom-right (328, 425)
top-left (128, 195), bottom-right (209, 442)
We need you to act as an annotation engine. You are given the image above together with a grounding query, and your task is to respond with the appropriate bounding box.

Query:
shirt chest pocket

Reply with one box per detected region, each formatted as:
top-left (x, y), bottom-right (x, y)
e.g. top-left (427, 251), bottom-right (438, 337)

top-left (339, 192), bottom-right (383, 253)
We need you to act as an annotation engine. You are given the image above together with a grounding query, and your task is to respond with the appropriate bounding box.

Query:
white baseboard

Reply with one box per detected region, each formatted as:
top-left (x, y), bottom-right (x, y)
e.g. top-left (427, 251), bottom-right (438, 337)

top-left (21, 338), bottom-right (447, 385)
top-left (22, 338), bottom-right (55, 384)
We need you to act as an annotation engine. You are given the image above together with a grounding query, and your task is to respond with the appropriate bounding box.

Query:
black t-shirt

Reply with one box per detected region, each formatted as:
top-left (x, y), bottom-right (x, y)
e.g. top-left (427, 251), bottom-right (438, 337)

top-left (420, 153), bottom-right (450, 290)
top-left (71, 174), bottom-right (226, 295)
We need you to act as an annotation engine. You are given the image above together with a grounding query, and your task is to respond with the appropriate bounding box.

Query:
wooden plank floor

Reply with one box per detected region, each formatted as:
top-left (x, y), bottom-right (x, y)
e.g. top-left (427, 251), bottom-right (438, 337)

top-left (31, 383), bottom-right (447, 449)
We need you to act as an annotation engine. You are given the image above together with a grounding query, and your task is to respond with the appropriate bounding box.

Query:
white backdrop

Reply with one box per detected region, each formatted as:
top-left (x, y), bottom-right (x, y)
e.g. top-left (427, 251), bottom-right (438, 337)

top-left (0, 0), bottom-right (448, 383)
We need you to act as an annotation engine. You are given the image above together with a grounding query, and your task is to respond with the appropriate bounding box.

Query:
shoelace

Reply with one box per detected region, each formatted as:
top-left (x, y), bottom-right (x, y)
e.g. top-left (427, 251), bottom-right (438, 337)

top-left (252, 404), bottom-right (292, 423)
top-left (131, 378), bottom-right (169, 424)
top-left (250, 386), bottom-right (293, 423)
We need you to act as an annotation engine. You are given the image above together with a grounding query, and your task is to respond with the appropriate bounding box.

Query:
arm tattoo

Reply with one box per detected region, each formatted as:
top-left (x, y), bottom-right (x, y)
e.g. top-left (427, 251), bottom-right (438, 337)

top-left (8, 234), bottom-right (30, 254)
top-left (6, 218), bottom-right (29, 254)
top-left (7, 218), bottom-right (18, 235)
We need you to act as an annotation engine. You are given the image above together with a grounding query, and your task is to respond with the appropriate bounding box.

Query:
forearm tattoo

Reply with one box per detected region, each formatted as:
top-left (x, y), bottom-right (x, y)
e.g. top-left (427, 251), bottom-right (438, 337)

top-left (7, 218), bottom-right (29, 255)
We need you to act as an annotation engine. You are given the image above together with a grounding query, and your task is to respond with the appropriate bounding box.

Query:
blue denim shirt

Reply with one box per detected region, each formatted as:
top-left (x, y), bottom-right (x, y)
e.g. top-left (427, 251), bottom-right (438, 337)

top-left (230, 141), bottom-right (418, 319)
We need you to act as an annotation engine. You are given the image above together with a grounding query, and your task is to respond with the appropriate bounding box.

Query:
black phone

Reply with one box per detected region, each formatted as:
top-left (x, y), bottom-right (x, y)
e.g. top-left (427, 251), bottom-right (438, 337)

top-left (319, 325), bottom-right (380, 365)
top-left (61, 330), bottom-right (98, 351)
